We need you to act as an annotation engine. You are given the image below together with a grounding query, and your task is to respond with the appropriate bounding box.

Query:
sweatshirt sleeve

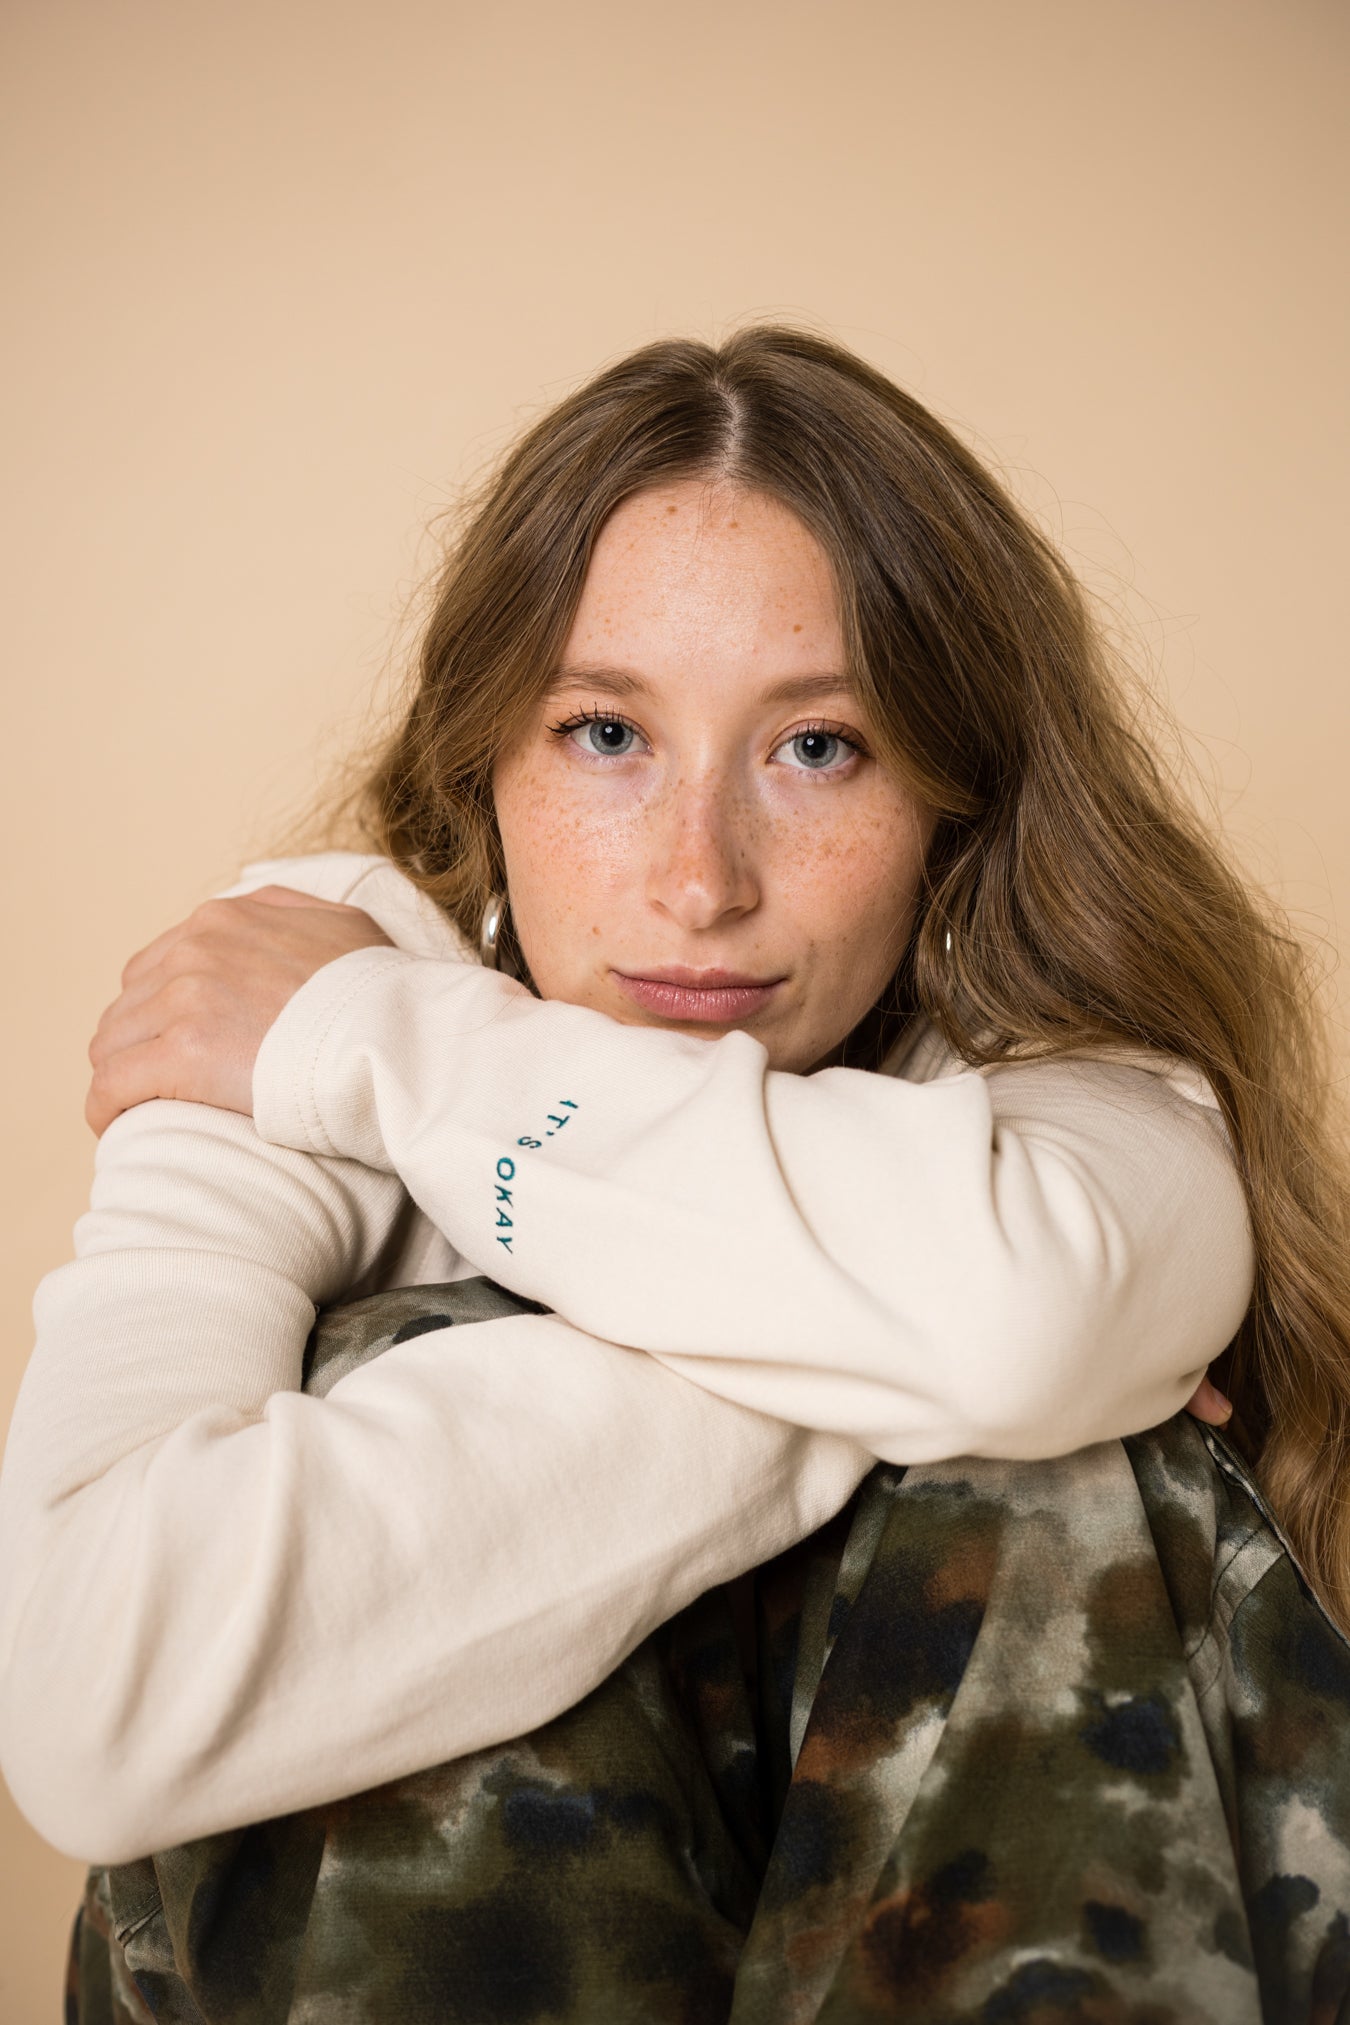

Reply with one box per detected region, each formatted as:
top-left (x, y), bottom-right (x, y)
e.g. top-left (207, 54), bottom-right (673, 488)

top-left (0, 1105), bottom-right (865, 1861)
top-left (253, 946), bottom-right (1258, 1464)
top-left (0, 855), bottom-right (870, 1862)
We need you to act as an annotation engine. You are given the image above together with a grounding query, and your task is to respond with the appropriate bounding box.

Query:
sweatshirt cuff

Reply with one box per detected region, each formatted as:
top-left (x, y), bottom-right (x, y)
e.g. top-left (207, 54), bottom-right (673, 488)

top-left (253, 945), bottom-right (421, 1158)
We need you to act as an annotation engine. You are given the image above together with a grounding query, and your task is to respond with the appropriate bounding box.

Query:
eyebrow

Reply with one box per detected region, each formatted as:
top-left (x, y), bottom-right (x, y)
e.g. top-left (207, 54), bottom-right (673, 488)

top-left (545, 664), bottom-right (857, 707)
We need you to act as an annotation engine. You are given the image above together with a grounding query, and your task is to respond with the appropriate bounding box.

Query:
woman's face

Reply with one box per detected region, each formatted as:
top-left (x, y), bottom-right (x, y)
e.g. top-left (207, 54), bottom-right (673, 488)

top-left (493, 478), bottom-right (935, 1073)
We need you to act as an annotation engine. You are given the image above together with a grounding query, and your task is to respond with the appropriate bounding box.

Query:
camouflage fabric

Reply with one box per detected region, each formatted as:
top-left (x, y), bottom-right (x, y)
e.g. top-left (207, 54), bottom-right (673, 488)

top-left (66, 1278), bottom-right (1350, 2024)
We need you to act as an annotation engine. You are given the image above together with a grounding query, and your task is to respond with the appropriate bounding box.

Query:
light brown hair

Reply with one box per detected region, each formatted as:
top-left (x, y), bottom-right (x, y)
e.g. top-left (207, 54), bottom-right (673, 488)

top-left (339, 325), bottom-right (1350, 1629)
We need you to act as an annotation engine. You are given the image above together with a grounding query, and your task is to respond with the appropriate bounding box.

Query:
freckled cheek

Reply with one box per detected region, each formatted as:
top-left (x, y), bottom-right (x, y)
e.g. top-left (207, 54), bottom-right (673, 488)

top-left (792, 863), bottom-right (912, 976)
top-left (765, 801), bottom-right (925, 958)
top-left (498, 770), bottom-right (650, 983)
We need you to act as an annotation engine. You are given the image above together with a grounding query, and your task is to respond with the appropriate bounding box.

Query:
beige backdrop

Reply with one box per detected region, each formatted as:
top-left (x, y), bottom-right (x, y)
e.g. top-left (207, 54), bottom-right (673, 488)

top-left (2, 0), bottom-right (1347, 2010)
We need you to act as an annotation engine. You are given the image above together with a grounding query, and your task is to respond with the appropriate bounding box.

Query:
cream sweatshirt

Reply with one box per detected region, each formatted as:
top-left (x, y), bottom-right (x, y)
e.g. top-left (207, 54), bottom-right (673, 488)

top-left (0, 852), bottom-right (1256, 1864)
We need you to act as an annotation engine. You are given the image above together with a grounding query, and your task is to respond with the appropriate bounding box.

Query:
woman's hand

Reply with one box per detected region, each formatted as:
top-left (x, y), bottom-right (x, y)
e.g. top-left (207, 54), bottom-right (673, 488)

top-left (86, 886), bottom-right (394, 1136)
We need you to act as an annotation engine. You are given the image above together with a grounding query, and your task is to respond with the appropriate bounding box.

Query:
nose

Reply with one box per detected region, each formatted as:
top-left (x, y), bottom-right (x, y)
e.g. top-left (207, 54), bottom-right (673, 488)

top-left (646, 776), bottom-right (761, 933)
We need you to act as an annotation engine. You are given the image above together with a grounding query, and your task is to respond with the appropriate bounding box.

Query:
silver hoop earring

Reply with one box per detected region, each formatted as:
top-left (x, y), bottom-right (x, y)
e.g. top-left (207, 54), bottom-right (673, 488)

top-left (944, 927), bottom-right (954, 961)
top-left (479, 890), bottom-right (507, 970)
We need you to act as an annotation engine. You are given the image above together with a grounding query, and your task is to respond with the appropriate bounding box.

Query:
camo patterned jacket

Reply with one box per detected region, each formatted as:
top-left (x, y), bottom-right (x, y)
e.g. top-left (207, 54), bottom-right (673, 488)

top-left (67, 1279), bottom-right (1350, 2025)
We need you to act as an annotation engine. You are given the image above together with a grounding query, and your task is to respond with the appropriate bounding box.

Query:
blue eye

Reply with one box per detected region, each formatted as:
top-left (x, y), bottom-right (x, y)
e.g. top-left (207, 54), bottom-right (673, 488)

top-left (790, 731), bottom-right (842, 769)
top-left (576, 718), bottom-right (637, 756)
top-left (549, 710), bottom-right (646, 757)
top-left (774, 726), bottom-right (859, 771)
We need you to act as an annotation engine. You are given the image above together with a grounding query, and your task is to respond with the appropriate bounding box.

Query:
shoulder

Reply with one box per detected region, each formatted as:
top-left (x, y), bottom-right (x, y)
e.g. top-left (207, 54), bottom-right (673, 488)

top-left (217, 851), bottom-right (475, 964)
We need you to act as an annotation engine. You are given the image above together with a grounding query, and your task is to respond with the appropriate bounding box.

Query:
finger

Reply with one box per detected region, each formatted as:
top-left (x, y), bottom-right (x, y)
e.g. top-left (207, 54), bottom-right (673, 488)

top-left (85, 1037), bottom-right (192, 1137)
top-left (90, 960), bottom-right (233, 1073)
top-left (120, 896), bottom-right (259, 985)
top-left (243, 884), bottom-right (348, 910)
top-left (116, 892), bottom-right (280, 986)
top-left (119, 888), bottom-right (358, 986)
top-left (1185, 1376), bottom-right (1234, 1426)
top-left (118, 918), bottom-right (195, 987)
top-left (88, 971), bottom-right (178, 1066)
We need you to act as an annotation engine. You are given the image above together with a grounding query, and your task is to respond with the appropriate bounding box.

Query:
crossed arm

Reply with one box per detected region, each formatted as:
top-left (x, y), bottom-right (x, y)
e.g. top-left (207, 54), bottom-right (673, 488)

top-left (0, 854), bottom-right (1254, 1862)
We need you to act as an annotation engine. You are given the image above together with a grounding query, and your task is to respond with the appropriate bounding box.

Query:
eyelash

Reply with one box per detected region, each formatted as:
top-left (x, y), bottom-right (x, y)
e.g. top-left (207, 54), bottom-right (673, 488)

top-left (546, 708), bottom-right (868, 771)
top-left (785, 719), bottom-right (868, 770)
top-left (546, 707), bottom-right (646, 746)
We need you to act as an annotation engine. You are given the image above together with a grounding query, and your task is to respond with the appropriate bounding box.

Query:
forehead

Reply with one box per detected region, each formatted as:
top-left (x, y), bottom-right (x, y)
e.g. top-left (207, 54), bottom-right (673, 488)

top-left (561, 480), bottom-right (843, 681)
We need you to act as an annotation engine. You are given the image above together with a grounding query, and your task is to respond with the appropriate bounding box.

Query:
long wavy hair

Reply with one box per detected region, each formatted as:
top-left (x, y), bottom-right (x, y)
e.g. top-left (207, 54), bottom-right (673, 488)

top-left (333, 324), bottom-right (1350, 1631)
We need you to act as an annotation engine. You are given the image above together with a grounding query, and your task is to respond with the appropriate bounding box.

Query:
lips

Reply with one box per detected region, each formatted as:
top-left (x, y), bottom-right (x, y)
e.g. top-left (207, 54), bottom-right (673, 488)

top-left (612, 967), bottom-right (785, 1023)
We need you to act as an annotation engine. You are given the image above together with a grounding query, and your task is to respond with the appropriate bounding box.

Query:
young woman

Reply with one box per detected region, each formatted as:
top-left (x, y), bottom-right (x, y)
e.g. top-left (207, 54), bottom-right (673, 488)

top-left (4, 327), bottom-right (1349, 2019)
